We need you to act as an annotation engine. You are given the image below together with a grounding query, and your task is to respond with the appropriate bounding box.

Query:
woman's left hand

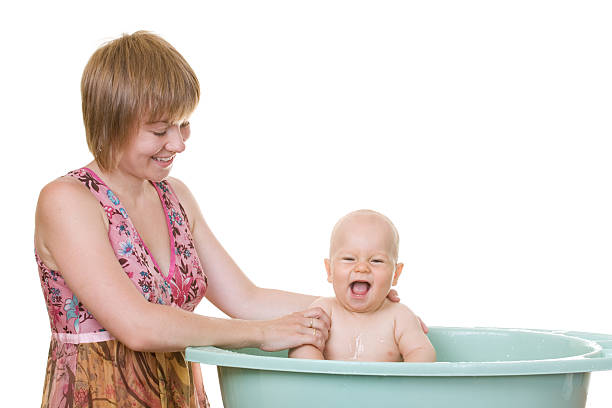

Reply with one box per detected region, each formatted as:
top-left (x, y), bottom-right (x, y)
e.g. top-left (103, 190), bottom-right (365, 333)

top-left (387, 289), bottom-right (400, 303)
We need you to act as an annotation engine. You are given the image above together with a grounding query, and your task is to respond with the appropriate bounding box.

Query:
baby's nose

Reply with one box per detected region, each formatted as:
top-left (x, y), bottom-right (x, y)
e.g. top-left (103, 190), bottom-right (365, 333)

top-left (354, 261), bottom-right (370, 273)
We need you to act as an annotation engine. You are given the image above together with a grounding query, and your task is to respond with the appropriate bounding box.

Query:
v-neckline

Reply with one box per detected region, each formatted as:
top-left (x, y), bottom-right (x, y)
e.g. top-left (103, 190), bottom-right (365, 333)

top-left (82, 167), bottom-right (176, 282)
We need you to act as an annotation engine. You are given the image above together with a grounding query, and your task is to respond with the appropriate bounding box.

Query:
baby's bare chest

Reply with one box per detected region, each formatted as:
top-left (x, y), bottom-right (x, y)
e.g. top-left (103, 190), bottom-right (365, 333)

top-left (324, 315), bottom-right (402, 362)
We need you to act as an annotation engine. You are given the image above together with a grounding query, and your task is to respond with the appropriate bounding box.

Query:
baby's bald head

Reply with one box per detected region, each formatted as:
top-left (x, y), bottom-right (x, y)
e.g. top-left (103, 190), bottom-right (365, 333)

top-left (329, 209), bottom-right (400, 261)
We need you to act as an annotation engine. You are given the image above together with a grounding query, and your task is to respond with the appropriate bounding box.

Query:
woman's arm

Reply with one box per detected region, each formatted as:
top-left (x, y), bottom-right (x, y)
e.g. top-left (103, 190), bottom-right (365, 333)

top-left (35, 179), bottom-right (328, 352)
top-left (168, 177), bottom-right (317, 320)
top-left (167, 178), bottom-right (420, 323)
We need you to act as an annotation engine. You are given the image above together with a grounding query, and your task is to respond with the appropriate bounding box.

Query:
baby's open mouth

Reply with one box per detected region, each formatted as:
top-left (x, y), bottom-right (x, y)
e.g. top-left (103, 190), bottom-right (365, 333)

top-left (350, 281), bottom-right (371, 296)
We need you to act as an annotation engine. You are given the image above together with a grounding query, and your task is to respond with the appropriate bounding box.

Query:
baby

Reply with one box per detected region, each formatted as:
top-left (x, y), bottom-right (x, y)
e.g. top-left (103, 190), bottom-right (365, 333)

top-left (289, 210), bottom-right (436, 362)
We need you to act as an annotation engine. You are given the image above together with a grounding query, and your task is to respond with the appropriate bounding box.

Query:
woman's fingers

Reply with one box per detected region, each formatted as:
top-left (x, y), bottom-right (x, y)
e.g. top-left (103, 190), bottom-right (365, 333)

top-left (387, 289), bottom-right (400, 302)
top-left (301, 315), bottom-right (328, 332)
top-left (417, 315), bottom-right (429, 334)
top-left (301, 317), bottom-right (329, 342)
top-left (305, 308), bottom-right (329, 348)
top-left (303, 307), bottom-right (331, 329)
top-left (300, 328), bottom-right (325, 351)
top-left (259, 308), bottom-right (331, 352)
top-left (301, 307), bottom-right (330, 343)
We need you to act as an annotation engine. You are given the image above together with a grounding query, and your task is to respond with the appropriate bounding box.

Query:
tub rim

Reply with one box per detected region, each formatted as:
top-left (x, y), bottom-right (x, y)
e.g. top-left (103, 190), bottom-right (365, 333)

top-left (186, 327), bottom-right (612, 377)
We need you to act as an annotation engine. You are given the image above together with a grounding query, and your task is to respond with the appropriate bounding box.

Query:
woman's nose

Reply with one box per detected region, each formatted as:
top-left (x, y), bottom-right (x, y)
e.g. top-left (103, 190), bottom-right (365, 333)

top-left (166, 125), bottom-right (186, 153)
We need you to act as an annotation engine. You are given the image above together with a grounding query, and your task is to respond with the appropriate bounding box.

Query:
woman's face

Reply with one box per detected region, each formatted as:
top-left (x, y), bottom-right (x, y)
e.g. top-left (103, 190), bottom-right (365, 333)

top-left (116, 118), bottom-right (191, 182)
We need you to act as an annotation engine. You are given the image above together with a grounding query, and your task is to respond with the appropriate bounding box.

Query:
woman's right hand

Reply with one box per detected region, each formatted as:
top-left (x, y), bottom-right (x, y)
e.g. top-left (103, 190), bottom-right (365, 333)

top-left (258, 307), bottom-right (331, 352)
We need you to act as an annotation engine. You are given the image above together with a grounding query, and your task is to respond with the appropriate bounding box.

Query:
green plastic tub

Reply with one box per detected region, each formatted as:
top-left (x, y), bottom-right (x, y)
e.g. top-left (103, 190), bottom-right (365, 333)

top-left (186, 327), bottom-right (612, 408)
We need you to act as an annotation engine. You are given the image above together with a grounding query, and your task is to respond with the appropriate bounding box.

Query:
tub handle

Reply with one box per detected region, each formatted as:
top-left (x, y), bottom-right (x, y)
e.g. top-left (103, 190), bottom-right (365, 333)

top-left (555, 331), bottom-right (612, 358)
top-left (596, 340), bottom-right (612, 358)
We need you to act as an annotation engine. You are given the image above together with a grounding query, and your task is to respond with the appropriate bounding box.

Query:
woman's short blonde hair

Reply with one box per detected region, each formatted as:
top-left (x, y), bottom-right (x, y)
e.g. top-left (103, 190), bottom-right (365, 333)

top-left (81, 31), bottom-right (200, 171)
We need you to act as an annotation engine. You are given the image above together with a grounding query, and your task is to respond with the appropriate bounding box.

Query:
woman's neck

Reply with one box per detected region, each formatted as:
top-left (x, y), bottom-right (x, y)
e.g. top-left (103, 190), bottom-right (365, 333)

top-left (86, 160), bottom-right (151, 205)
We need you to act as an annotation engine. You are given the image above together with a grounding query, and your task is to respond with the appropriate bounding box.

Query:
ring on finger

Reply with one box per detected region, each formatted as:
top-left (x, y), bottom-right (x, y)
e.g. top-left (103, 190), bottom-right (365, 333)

top-left (313, 328), bottom-right (317, 337)
top-left (309, 318), bottom-right (314, 328)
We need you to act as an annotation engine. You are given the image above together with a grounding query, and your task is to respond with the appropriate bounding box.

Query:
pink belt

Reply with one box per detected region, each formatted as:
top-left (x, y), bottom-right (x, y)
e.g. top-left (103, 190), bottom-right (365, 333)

top-left (52, 331), bottom-right (115, 344)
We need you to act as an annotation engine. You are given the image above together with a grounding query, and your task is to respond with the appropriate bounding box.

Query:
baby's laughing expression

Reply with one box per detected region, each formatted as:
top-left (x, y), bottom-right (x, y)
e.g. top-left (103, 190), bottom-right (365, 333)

top-left (325, 211), bottom-right (403, 314)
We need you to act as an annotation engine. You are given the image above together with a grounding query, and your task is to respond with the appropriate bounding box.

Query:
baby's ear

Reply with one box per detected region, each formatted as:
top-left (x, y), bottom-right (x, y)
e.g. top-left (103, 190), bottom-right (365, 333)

top-left (392, 263), bottom-right (404, 286)
top-left (324, 258), bottom-right (333, 283)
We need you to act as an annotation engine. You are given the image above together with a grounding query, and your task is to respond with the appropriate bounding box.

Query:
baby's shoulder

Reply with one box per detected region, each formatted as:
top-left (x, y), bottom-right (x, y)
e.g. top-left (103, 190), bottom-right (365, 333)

top-left (309, 296), bottom-right (335, 315)
top-left (385, 301), bottom-right (419, 324)
top-left (383, 299), bottom-right (411, 312)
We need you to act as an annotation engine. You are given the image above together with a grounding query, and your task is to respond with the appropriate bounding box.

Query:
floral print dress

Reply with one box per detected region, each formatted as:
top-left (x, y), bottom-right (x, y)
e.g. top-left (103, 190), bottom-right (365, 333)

top-left (37, 168), bottom-right (210, 408)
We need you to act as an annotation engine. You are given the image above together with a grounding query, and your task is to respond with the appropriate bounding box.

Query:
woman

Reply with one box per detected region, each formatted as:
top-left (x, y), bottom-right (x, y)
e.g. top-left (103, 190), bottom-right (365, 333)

top-left (34, 31), bottom-right (412, 407)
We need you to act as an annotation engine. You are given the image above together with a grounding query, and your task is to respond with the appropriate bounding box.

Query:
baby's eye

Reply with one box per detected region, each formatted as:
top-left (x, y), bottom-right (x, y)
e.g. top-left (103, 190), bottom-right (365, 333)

top-left (341, 257), bottom-right (355, 262)
top-left (371, 259), bottom-right (384, 263)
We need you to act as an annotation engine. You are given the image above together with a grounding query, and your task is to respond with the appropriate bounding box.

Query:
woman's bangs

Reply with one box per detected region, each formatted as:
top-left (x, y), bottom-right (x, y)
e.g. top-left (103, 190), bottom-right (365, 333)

top-left (139, 67), bottom-right (199, 124)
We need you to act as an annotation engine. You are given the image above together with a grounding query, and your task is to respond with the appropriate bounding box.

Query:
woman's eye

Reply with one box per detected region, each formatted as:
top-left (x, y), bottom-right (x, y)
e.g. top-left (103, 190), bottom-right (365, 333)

top-left (153, 131), bottom-right (167, 136)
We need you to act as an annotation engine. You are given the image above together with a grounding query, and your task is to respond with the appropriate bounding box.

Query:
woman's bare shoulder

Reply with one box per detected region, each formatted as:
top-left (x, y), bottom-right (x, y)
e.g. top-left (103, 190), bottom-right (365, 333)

top-left (35, 175), bottom-right (107, 267)
top-left (36, 175), bottom-right (105, 225)
top-left (37, 176), bottom-right (100, 216)
top-left (39, 174), bottom-right (91, 196)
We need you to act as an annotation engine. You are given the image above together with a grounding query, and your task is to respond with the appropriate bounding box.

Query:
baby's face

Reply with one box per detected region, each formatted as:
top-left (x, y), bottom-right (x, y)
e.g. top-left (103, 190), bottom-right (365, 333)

top-left (325, 214), bottom-right (403, 314)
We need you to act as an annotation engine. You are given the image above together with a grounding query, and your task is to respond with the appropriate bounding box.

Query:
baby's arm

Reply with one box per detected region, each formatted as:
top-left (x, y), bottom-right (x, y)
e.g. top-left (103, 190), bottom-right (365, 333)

top-left (289, 342), bottom-right (324, 359)
top-left (394, 305), bottom-right (436, 362)
top-left (289, 297), bottom-right (330, 360)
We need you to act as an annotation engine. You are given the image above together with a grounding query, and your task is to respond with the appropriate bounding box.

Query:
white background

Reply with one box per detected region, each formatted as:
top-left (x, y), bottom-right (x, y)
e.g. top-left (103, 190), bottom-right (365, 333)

top-left (2, 1), bottom-right (611, 406)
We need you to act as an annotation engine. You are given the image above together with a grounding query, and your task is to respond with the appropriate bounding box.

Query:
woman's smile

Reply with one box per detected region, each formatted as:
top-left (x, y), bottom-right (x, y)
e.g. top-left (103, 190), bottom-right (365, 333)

top-left (152, 154), bottom-right (175, 167)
